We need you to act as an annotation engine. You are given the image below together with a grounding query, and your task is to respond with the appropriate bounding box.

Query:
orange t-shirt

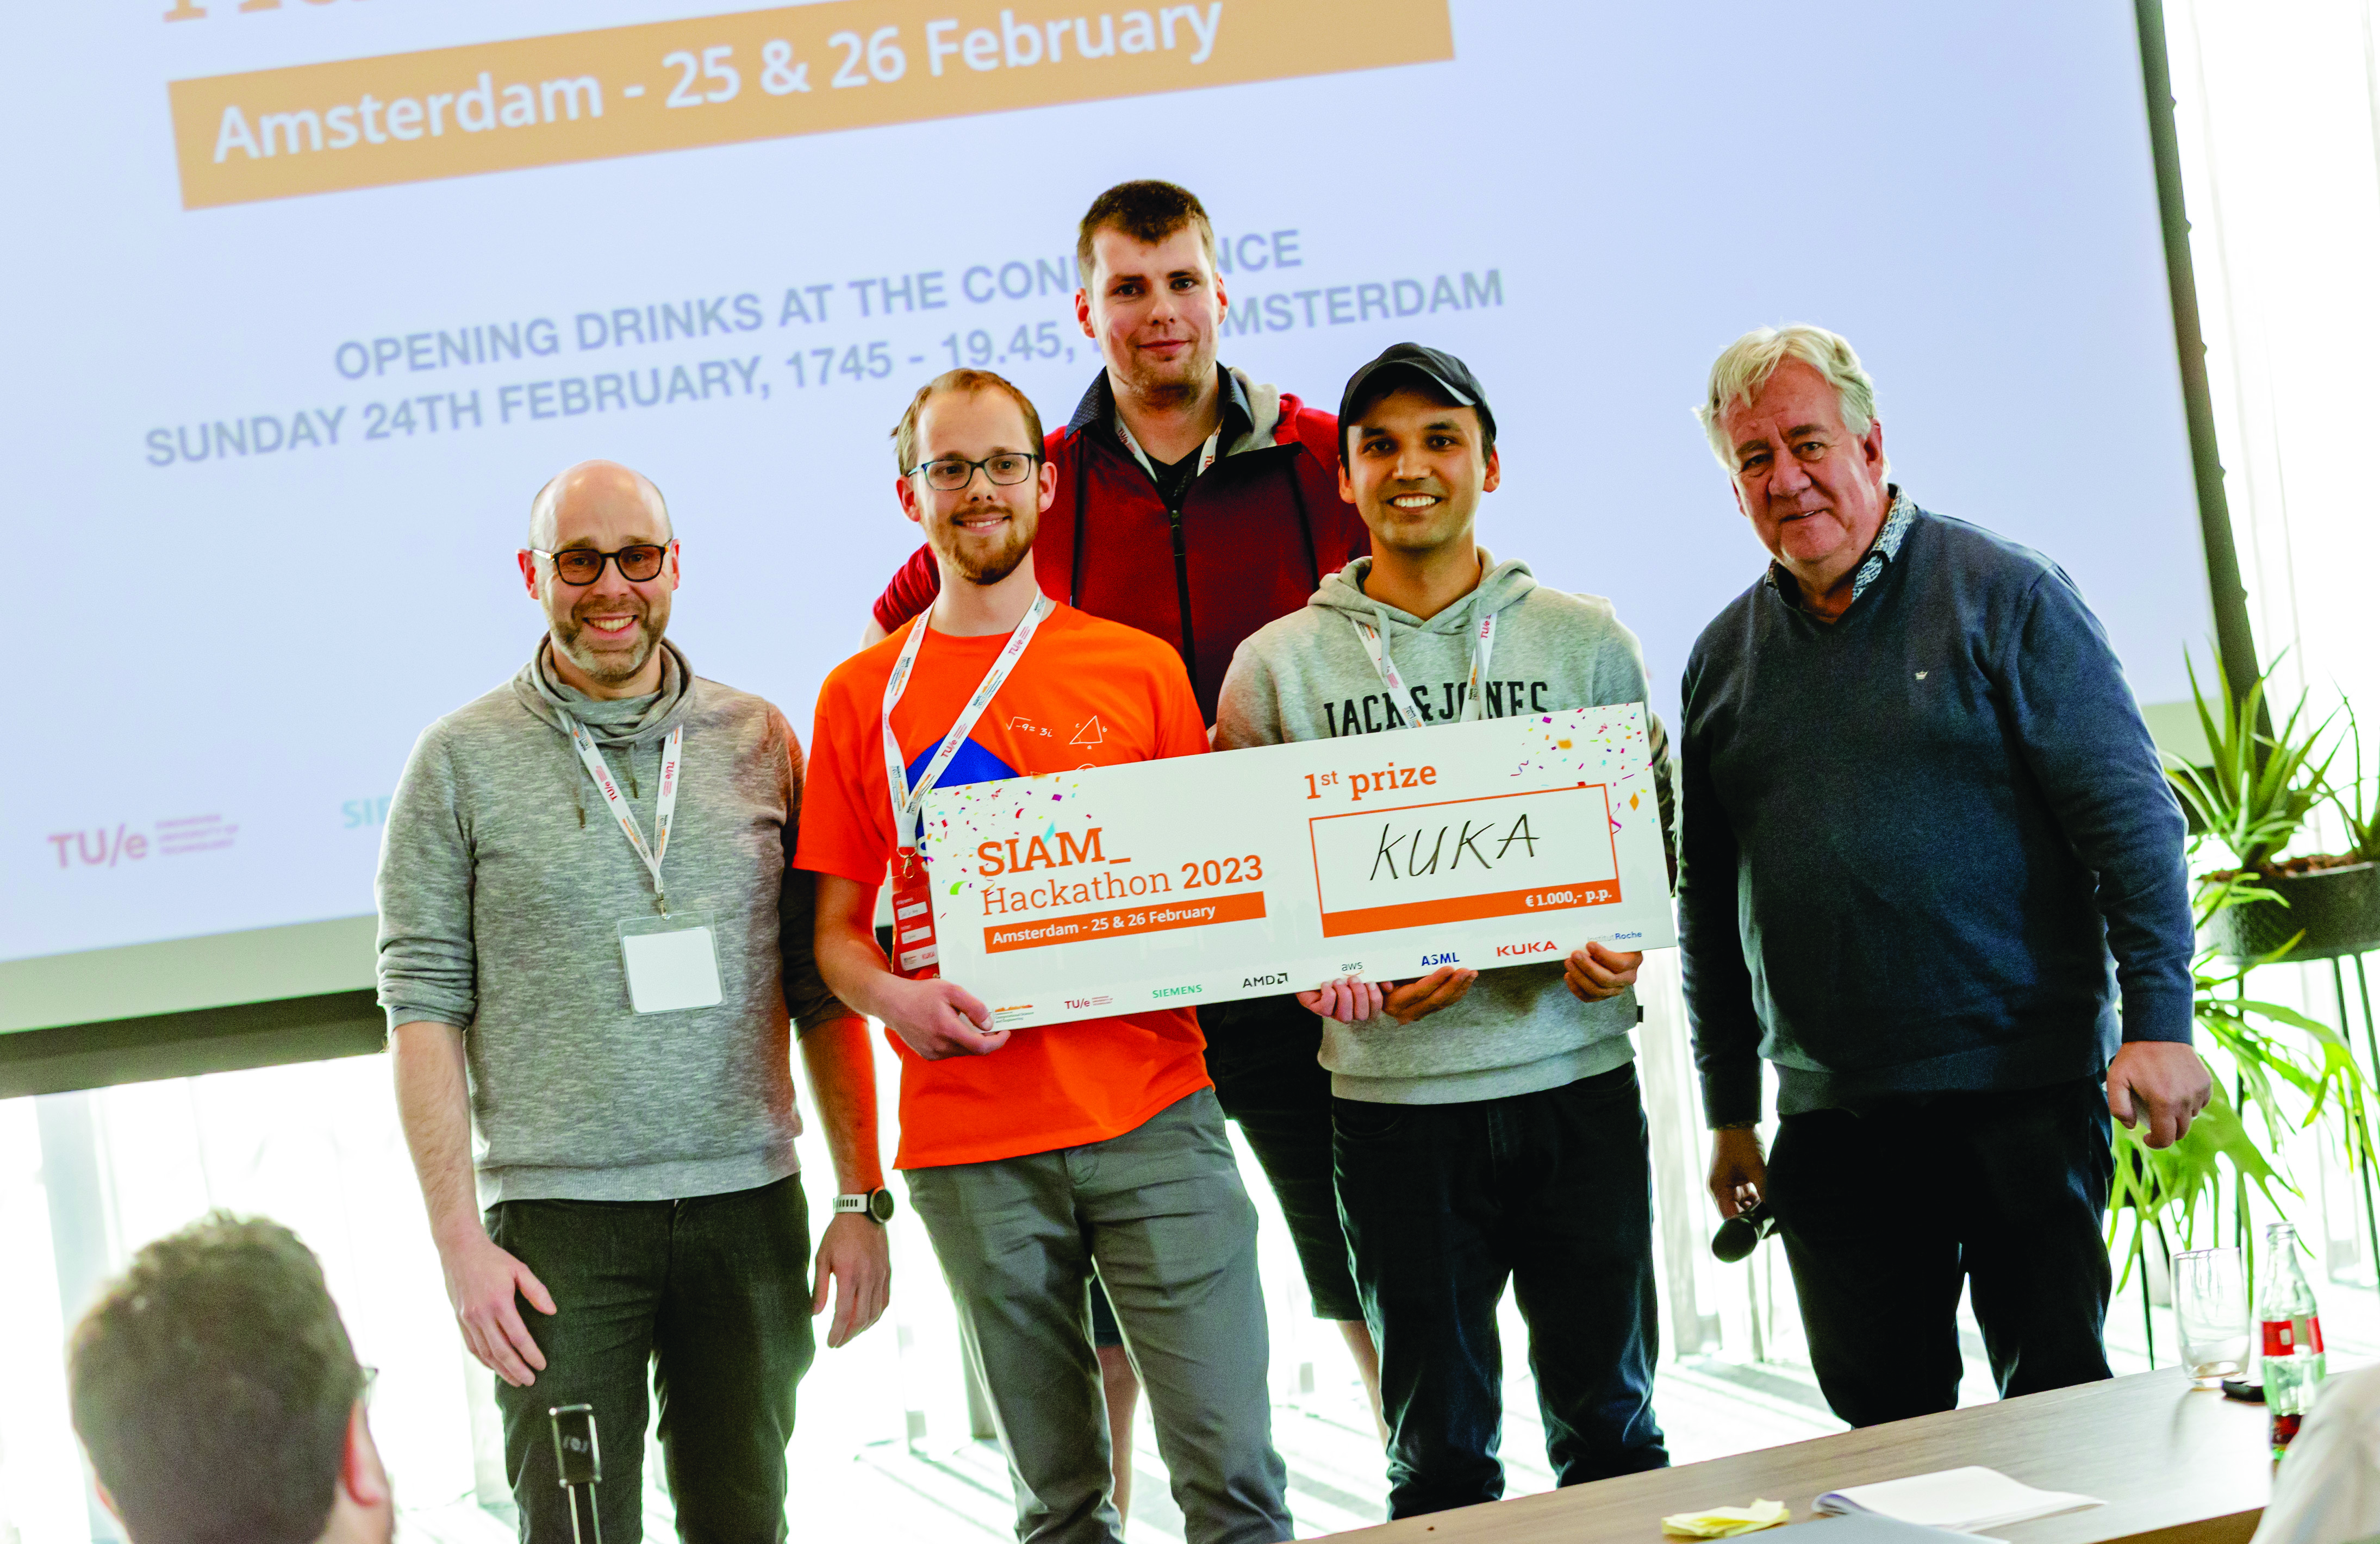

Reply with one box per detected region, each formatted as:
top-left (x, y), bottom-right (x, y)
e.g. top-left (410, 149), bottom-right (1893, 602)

top-left (796, 602), bottom-right (1214, 1170)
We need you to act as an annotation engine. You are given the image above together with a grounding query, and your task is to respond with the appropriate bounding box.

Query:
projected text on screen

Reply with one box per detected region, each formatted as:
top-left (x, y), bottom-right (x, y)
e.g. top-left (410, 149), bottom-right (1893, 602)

top-left (170, 0), bottom-right (1455, 208)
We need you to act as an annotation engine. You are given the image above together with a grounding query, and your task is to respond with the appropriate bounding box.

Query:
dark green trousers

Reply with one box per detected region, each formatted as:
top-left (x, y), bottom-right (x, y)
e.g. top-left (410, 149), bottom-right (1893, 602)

top-left (487, 1175), bottom-right (815, 1543)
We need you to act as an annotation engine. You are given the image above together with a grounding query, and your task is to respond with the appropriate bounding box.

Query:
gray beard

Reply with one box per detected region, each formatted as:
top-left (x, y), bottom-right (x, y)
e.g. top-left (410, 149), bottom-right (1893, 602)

top-left (557, 618), bottom-right (659, 685)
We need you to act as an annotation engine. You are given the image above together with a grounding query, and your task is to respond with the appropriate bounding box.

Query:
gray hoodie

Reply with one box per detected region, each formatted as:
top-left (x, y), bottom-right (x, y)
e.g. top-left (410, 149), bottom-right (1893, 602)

top-left (1214, 552), bottom-right (1675, 1105)
top-left (376, 639), bottom-right (849, 1205)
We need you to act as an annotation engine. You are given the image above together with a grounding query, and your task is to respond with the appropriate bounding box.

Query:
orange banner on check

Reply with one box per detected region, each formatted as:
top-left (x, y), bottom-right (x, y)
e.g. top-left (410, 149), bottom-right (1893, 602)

top-left (985, 890), bottom-right (1266, 953)
top-left (168, 1), bottom-right (1454, 209)
top-left (1319, 880), bottom-right (1621, 940)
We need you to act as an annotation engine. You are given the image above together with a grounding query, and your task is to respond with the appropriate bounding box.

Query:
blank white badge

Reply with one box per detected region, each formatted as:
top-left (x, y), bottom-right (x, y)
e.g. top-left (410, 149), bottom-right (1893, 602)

top-left (618, 910), bottom-right (725, 1014)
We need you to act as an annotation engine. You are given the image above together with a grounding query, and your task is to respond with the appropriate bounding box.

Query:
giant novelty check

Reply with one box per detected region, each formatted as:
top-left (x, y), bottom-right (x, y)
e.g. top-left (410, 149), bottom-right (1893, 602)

top-left (914, 704), bottom-right (1674, 1029)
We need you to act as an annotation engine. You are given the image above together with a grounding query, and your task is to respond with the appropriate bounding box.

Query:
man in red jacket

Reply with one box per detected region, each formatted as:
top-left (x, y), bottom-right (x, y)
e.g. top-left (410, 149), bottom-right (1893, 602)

top-left (864, 180), bottom-right (1366, 722)
top-left (862, 179), bottom-right (1382, 1486)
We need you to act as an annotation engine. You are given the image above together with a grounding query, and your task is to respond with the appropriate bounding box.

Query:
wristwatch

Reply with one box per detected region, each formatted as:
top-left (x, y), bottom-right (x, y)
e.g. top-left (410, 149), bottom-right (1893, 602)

top-left (834, 1188), bottom-right (896, 1224)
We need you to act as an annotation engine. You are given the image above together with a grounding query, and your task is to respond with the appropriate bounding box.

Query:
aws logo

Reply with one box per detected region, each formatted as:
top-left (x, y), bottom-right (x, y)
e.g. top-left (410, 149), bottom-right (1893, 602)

top-left (1243, 972), bottom-right (1288, 988)
top-left (1496, 941), bottom-right (1559, 958)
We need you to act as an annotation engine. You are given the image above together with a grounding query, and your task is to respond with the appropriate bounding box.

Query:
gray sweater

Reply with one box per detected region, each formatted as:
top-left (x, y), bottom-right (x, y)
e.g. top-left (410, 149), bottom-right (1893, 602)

top-left (376, 640), bottom-right (849, 1205)
top-left (1214, 553), bottom-right (1675, 1104)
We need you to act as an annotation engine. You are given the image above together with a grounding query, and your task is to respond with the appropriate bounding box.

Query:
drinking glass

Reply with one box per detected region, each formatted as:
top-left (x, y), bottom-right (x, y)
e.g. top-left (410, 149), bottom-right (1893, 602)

top-left (2173, 1246), bottom-right (2250, 1387)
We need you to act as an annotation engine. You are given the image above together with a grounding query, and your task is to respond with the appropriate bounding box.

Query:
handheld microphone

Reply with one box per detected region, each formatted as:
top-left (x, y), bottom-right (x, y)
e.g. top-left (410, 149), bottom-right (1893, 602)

top-left (550, 1404), bottom-right (603, 1544)
top-left (1711, 1199), bottom-right (1777, 1263)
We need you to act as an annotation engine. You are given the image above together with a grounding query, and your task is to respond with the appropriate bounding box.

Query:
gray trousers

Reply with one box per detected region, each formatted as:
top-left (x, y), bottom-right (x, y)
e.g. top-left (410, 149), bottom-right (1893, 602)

top-left (905, 1087), bottom-right (1292, 1544)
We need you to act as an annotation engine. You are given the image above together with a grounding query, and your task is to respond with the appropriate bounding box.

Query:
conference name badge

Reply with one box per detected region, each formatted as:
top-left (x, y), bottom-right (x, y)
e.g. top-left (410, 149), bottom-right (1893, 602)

top-left (915, 704), bottom-right (1677, 1029)
top-left (889, 850), bottom-right (941, 979)
top-left (618, 909), bottom-right (725, 1014)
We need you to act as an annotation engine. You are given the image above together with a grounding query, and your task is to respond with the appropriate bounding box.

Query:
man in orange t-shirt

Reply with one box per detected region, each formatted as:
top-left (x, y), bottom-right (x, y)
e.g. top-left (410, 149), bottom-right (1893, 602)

top-left (797, 368), bottom-right (1289, 1544)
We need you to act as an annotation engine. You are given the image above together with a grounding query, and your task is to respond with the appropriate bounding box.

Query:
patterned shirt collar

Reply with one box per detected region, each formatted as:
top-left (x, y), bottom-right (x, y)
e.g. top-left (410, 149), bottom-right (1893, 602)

top-left (1765, 486), bottom-right (1915, 615)
top-left (1065, 365), bottom-right (1252, 450)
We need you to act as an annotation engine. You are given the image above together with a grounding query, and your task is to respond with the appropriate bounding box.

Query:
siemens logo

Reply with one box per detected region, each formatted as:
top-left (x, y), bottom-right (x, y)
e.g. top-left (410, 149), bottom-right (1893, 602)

top-left (1153, 984), bottom-right (1204, 999)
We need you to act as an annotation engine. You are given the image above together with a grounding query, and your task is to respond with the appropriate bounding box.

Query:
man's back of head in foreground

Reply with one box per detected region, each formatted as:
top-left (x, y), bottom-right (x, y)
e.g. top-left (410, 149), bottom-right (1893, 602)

top-left (69, 1211), bottom-right (390, 1544)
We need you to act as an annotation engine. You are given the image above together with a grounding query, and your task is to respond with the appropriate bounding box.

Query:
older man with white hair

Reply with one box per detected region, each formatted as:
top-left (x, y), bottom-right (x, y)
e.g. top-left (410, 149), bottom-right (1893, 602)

top-left (1677, 327), bottom-right (2208, 1428)
top-left (377, 460), bottom-right (890, 1540)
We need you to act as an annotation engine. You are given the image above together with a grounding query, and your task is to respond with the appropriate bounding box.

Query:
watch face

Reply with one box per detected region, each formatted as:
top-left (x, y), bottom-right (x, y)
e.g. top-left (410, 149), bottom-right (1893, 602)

top-left (869, 1188), bottom-right (896, 1223)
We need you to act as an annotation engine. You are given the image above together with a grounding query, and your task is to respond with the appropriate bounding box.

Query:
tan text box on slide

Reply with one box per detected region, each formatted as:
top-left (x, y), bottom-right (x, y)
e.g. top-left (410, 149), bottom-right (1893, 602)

top-left (171, 1), bottom-right (1453, 209)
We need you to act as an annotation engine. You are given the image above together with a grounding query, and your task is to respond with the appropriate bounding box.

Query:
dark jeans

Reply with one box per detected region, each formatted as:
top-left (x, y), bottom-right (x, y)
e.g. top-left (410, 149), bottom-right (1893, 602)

top-left (1334, 1064), bottom-right (1669, 1518)
top-left (487, 1175), bottom-right (815, 1543)
top-left (1203, 995), bottom-right (1364, 1321)
top-left (1766, 1075), bottom-right (2115, 1428)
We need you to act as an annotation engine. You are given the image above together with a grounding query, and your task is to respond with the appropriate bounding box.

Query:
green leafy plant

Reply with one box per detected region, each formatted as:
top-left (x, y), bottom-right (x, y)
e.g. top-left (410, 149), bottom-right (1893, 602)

top-left (2165, 648), bottom-right (2337, 873)
top-left (2197, 952), bottom-right (2366, 1137)
top-left (2106, 936), bottom-right (2370, 1279)
top-left (2108, 1073), bottom-right (2282, 1286)
top-left (2112, 649), bottom-right (2372, 1304)
top-left (2328, 701), bottom-right (2377, 862)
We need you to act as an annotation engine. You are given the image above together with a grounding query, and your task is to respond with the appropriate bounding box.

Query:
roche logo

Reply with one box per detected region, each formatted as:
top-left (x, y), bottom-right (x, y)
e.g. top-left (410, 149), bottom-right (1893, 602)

top-left (1496, 941), bottom-right (1559, 958)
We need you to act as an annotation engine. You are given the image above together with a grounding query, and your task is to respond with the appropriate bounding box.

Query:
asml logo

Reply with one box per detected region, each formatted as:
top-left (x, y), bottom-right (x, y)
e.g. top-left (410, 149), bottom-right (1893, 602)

top-left (1419, 951), bottom-right (1459, 966)
top-left (1497, 940), bottom-right (1559, 958)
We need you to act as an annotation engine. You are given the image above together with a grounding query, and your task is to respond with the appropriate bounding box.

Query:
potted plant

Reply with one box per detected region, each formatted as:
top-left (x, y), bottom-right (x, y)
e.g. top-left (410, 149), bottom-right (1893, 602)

top-left (2110, 657), bottom-right (2379, 1342)
top-left (2275, 703), bottom-right (2380, 957)
top-left (2109, 907), bottom-right (2370, 1350)
top-left (2166, 652), bottom-right (2380, 962)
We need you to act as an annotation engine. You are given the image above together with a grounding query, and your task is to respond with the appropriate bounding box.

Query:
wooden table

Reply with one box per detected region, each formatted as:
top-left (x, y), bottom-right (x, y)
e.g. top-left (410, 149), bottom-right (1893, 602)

top-left (1319, 1368), bottom-right (2271, 1544)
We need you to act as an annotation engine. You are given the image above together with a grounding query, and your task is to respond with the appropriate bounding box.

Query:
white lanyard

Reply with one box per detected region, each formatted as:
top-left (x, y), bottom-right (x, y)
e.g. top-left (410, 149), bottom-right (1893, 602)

top-left (882, 595), bottom-right (1054, 854)
top-left (564, 717), bottom-right (684, 912)
top-left (1116, 418), bottom-right (1220, 486)
top-left (1350, 608), bottom-right (1498, 729)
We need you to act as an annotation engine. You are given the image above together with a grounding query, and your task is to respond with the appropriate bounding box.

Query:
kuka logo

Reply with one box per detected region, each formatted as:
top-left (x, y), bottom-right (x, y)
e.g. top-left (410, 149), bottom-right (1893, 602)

top-left (1497, 941), bottom-right (1559, 958)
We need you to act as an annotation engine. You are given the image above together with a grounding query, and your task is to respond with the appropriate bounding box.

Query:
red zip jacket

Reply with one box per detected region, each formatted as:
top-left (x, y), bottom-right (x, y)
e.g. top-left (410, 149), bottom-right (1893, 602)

top-left (870, 367), bottom-right (1370, 722)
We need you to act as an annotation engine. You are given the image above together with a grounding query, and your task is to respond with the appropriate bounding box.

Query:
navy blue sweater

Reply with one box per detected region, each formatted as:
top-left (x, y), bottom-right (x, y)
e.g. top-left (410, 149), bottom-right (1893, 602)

top-left (1678, 503), bottom-right (2194, 1126)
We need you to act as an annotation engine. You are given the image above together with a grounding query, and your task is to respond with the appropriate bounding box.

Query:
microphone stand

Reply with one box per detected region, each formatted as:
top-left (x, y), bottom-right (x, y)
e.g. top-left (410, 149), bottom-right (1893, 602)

top-left (549, 1403), bottom-right (603, 1544)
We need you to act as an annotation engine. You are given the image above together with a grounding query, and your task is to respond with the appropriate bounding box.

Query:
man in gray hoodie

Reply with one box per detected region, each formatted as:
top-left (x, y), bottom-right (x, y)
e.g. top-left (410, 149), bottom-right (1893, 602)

top-left (376, 460), bottom-right (889, 1542)
top-left (1215, 345), bottom-right (1673, 1518)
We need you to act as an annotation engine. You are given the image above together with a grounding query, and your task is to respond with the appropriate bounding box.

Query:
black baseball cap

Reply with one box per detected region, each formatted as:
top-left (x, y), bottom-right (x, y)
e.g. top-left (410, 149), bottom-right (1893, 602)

top-left (1337, 342), bottom-right (1497, 463)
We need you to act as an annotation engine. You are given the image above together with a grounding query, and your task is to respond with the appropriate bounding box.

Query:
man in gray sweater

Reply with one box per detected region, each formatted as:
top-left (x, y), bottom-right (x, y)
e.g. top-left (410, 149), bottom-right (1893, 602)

top-left (376, 460), bottom-right (889, 1542)
top-left (1215, 346), bottom-right (1673, 1518)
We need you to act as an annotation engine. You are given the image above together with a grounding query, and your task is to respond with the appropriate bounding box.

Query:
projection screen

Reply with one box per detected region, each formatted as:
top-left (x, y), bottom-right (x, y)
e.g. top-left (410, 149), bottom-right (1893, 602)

top-left (2, 0), bottom-right (2212, 1032)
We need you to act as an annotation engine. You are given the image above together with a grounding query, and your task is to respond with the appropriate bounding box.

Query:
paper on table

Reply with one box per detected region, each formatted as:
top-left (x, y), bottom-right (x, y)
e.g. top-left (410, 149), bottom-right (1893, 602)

top-left (1815, 1467), bottom-right (2102, 1533)
top-left (1764, 1516), bottom-right (2006, 1544)
top-left (1661, 1499), bottom-right (1790, 1537)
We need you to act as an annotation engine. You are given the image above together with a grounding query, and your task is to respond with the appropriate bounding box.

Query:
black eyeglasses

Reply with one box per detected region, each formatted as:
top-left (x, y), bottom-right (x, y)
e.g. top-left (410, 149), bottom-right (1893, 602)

top-left (532, 544), bottom-right (670, 585)
top-left (906, 453), bottom-right (1042, 492)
